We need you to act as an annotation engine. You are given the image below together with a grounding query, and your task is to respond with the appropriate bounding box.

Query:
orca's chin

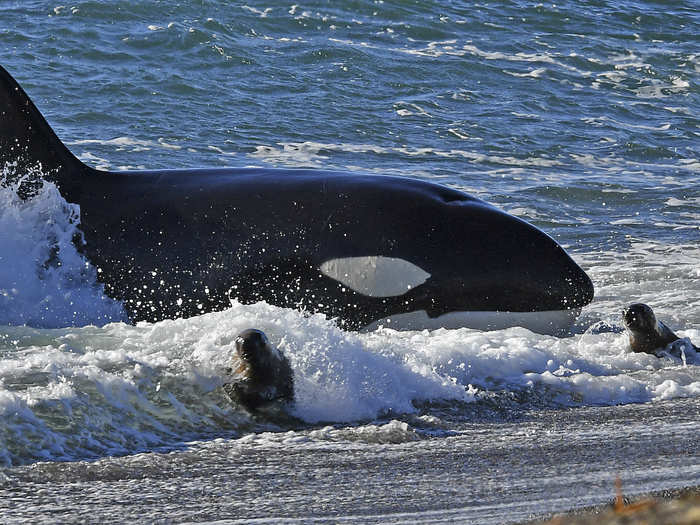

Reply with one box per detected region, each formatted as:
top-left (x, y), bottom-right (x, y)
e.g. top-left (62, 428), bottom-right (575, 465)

top-left (361, 308), bottom-right (582, 336)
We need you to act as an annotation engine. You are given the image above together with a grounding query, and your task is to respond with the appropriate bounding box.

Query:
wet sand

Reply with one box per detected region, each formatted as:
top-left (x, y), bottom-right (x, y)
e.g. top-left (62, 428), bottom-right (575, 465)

top-left (528, 486), bottom-right (700, 524)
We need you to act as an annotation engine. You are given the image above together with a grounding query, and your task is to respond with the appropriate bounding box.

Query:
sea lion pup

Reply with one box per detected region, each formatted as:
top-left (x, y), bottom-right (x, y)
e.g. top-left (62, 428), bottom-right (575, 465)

top-left (622, 303), bottom-right (698, 355)
top-left (223, 329), bottom-right (294, 411)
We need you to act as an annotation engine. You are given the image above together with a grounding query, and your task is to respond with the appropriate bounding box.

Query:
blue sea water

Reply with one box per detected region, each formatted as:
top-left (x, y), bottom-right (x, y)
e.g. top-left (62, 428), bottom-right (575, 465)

top-left (1, 1), bottom-right (699, 523)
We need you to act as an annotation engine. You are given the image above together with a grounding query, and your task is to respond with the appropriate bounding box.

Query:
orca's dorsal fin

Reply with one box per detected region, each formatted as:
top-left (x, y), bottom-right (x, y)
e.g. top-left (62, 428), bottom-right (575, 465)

top-left (0, 64), bottom-right (91, 199)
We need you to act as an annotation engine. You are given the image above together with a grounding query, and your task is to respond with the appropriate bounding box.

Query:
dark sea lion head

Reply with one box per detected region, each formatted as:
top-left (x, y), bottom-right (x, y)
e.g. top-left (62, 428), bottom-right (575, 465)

top-left (235, 328), bottom-right (274, 368)
top-left (621, 302), bottom-right (685, 355)
top-left (225, 328), bottom-right (295, 411)
top-left (622, 303), bottom-right (657, 334)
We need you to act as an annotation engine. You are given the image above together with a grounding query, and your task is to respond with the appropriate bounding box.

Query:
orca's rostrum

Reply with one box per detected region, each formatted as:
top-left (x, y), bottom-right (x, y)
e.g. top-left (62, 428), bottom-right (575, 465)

top-left (0, 65), bottom-right (594, 334)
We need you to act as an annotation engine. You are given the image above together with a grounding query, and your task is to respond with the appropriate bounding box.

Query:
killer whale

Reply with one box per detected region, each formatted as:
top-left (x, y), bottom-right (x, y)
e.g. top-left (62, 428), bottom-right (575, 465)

top-left (0, 64), bottom-right (594, 334)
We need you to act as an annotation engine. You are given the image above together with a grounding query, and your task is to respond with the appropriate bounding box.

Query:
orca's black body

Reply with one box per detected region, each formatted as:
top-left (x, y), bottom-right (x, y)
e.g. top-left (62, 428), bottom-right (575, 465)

top-left (0, 65), bottom-right (594, 332)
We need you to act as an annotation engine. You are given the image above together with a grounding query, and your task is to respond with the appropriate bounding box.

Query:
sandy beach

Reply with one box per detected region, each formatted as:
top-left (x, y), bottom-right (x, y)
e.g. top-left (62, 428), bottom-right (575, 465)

top-left (529, 486), bottom-right (700, 524)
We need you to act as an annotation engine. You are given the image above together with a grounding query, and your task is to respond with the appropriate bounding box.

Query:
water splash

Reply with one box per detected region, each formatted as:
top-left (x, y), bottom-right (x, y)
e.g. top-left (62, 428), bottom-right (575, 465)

top-left (1, 299), bottom-right (698, 466)
top-left (0, 163), bottom-right (127, 327)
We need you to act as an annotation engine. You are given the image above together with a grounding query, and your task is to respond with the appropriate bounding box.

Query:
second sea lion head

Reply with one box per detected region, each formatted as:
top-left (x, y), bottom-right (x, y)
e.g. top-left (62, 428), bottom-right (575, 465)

top-left (622, 303), bottom-right (657, 335)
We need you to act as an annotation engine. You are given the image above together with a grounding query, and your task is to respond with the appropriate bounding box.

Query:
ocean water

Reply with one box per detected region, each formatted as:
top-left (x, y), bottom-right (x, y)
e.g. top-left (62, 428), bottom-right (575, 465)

top-left (1, 1), bottom-right (699, 523)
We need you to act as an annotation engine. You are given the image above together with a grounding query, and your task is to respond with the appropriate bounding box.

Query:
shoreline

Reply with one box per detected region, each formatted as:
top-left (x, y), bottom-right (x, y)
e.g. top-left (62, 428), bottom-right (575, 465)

top-left (525, 486), bottom-right (700, 524)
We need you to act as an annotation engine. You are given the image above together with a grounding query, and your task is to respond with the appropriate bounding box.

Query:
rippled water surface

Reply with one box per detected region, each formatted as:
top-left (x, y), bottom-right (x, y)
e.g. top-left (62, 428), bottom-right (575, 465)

top-left (1, 1), bottom-right (699, 523)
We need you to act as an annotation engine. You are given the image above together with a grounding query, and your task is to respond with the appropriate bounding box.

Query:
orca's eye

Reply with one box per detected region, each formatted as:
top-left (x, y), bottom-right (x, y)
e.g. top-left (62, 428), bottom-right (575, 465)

top-left (319, 256), bottom-right (431, 298)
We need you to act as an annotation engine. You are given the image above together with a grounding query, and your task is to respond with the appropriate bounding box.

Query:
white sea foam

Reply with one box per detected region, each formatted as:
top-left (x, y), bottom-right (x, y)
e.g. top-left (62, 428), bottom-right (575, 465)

top-left (394, 102), bottom-right (433, 118)
top-left (68, 137), bottom-right (182, 169)
top-left (666, 197), bottom-right (700, 207)
top-left (2, 284), bottom-right (699, 466)
top-left (248, 141), bottom-right (562, 168)
top-left (327, 38), bottom-right (594, 78)
top-left (68, 137), bottom-right (182, 151)
top-left (0, 166), bottom-right (126, 328)
top-left (505, 68), bottom-right (547, 78)
top-left (581, 116), bottom-right (671, 132)
top-left (507, 207), bottom-right (547, 220)
top-left (222, 419), bottom-right (424, 449)
top-left (241, 5), bottom-right (273, 18)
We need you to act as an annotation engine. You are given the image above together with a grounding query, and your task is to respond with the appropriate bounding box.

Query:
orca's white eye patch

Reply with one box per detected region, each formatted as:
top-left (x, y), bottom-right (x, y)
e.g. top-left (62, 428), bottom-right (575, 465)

top-left (319, 256), bottom-right (430, 297)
